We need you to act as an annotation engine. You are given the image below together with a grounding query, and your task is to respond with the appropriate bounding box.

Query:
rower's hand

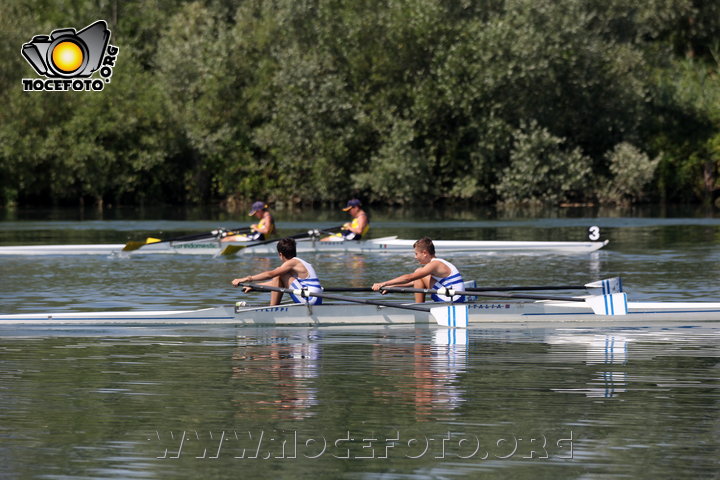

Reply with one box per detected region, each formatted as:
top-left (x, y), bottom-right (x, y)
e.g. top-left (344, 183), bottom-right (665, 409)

top-left (250, 224), bottom-right (258, 232)
top-left (232, 277), bottom-right (250, 287)
top-left (372, 283), bottom-right (388, 294)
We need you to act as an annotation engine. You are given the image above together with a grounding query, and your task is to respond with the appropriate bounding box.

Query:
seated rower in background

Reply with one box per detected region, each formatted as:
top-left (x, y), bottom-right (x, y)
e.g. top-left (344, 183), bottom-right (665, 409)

top-left (371, 237), bottom-right (466, 303)
top-left (231, 237), bottom-right (323, 306)
top-left (223, 201), bottom-right (275, 242)
top-left (321, 198), bottom-right (369, 241)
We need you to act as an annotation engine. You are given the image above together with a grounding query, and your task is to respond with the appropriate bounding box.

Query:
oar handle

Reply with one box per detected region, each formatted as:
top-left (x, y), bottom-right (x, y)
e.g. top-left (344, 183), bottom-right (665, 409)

top-left (316, 226), bottom-right (345, 235)
top-left (219, 226), bottom-right (253, 236)
top-left (322, 287), bottom-right (374, 292)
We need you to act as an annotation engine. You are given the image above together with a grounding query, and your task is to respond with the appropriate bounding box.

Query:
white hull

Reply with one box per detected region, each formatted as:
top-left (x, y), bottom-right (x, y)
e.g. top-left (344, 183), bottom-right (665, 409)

top-left (0, 244), bottom-right (126, 255)
top-left (0, 236), bottom-right (608, 256)
top-left (1, 300), bottom-right (719, 326)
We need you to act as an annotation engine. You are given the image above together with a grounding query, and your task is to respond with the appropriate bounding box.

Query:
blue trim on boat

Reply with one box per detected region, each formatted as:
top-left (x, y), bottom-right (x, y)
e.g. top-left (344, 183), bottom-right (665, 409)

top-left (521, 309), bottom-right (720, 316)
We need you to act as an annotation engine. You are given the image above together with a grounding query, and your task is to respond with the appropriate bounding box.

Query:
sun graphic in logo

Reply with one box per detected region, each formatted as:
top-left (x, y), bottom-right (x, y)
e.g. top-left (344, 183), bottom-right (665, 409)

top-left (51, 41), bottom-right (84, 73)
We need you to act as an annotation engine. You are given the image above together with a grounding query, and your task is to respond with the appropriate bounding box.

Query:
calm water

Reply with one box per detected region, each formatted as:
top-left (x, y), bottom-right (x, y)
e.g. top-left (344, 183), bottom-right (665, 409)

top-left (0, 206), bottom-right (719, 478)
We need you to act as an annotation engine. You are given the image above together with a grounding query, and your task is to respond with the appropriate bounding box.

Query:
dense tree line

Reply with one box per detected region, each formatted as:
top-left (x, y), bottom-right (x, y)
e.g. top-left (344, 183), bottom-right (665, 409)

top-left (1, 0), bottom-right (719, 209)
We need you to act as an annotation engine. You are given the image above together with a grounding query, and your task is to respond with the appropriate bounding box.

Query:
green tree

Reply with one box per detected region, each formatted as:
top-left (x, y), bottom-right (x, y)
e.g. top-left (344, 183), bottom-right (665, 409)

top-left (597, 142), bottom-right (661, 205)
top-left (649, 55), bottom-right (720, 203)
top-left (155, 2), bottom-right (243, 203)
top-left (1, 0), bottom-right (719, 207)
top-left (495, 121), bottom-right (593, 204)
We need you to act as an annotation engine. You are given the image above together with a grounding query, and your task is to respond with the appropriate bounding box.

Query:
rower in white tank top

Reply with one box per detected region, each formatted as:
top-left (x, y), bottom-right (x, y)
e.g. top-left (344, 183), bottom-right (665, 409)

top-left (289, 257), bottom-right (323, 305)
top-left (371, 237), bottom-right (467, 304)
top-left (430, 258), bottom-right (466, 303)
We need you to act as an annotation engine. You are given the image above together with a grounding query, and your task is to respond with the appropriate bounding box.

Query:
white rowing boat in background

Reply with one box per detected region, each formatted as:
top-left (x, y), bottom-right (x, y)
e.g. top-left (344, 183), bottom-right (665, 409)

top-left (0, 236), bottom-right (608, 256)
top-left (0, 244), bottom-right (124, 256)
top-left (2, 298), bottom-right (718, 326)
top-left (225, 236), bottom-right (608, 255)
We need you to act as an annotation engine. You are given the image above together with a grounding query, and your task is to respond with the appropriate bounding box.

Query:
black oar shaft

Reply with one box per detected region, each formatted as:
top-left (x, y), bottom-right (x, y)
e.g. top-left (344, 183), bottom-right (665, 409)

top-left (124, 226), bottom-right (253, 251)
top-left (240, 283), bottom-right (431, 312)
top-left (381, 287), bottom-right (585, 303)
top-left (323, 284), bottom-right (587, 293)
top-left (249, 226), bottom-right (344, 247)
top-left (159, 226), bottom-right (253, 243)
top-left (469, 291), bottom-right (585, 302)
top-left (234, 230), bottom-right (313, 249)
top-left (468, 285), bottom-right (586, 292)
top-left (221, 226), bottom-right (345, 255)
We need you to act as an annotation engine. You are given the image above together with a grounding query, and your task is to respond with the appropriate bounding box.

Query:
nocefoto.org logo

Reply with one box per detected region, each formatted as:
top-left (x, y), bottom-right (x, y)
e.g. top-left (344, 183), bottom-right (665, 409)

top-left (21, 20), bottom-right (119, 92)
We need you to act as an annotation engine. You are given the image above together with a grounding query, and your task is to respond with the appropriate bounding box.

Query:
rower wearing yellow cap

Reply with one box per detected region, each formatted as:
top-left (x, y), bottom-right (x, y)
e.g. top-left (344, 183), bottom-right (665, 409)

top-left (321, 198), bottom-right (369, 242)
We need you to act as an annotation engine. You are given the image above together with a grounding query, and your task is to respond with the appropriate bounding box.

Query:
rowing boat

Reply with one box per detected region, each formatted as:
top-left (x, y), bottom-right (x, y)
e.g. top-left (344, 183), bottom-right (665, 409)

top-left (0, 236), bottom-right (608, 256)
top-left (0, 244), bottom-right (125, 255)
top-left (2, 299), bottom-right (718, 326)
top-left (222, 237), bottom-right (609, 255)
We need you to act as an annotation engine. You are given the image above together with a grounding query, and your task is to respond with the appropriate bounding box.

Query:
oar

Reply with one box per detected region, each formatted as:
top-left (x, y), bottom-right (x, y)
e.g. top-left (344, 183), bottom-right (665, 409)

top-left (219, 226), bottom-right (255, 237)
top-left (323, 277), bottom-right (623, 294)
top-left (219, 226), bottom-right (344, 256)
top-left (239, 283), bottom-right (431, 312)
top-left (380, 287), bottom-right (628, 316)
top-left (382, 286), bottom-right (585, 302)
top-left (239, 283), bottom-right (471, 326)
top-left (323, 285), bottom-right (587, 292)
top-left (123, 226), bottom-right (252, 252)
top-left (218, 230), bottom-right (314, 256)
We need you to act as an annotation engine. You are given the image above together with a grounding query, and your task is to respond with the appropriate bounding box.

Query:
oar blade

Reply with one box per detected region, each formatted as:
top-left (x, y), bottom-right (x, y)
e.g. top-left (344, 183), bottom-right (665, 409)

top-left (219, 245), bottom-right (246, 256)
top-left (122, 241), bottom-right (147, 252)
top-left (430, 304), bottom-right (469, 328)
top-left (585, 277), bottom-right (623, 295)
top-left (586, 293), bottom-right (628, 316)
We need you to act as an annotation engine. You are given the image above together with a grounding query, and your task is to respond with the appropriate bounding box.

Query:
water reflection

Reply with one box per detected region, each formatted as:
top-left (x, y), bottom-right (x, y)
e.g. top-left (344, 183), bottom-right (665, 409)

top-left (317, 253), bottom-right (368, 287)
top-left (588, 251), bottom-right (601, 278)
top-left (232, 331), bottom-right (320, 420)
top-left (430, 329), bottom-right (468, 413)
top-left (367, 329), bottom-right (468, 422)
top-left (547, 334), bottom-right (628, 398)
top-left (344, 254), bottom-right (367, 287)
top-left (0, 324), bottom-right (718, 478)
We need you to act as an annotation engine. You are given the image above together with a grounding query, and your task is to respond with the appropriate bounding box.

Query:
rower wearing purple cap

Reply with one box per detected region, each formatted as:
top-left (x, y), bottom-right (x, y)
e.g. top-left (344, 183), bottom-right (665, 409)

top-left (223, 201), bottom-right (275, 242)
top-left (321, 198), bottom-right (369, 242)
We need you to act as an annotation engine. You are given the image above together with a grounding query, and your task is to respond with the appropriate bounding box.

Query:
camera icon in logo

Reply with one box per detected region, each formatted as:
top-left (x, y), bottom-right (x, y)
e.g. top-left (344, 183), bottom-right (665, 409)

top-left (21, 20), bottom-right (110, 78)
